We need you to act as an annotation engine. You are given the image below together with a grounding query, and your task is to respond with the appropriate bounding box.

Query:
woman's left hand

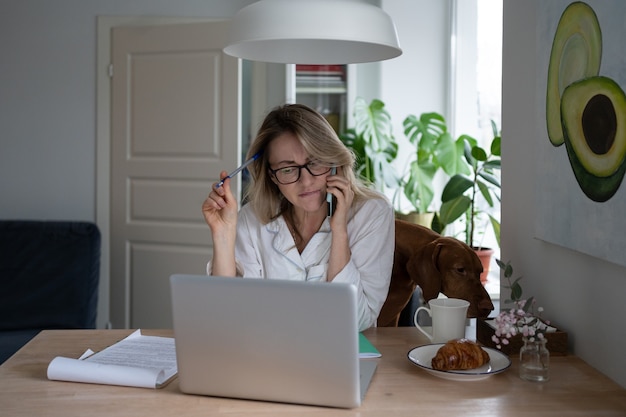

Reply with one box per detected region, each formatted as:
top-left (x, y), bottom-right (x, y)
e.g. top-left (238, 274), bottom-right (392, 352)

top-left (326, 167), bottom-right (354, 229)
top-left (325, 167), bottom-right (353, 281)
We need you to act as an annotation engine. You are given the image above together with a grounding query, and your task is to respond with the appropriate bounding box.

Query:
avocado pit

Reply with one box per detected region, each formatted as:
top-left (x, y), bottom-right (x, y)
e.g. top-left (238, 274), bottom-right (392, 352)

top-left (582, 94), bottom-right (616, 155)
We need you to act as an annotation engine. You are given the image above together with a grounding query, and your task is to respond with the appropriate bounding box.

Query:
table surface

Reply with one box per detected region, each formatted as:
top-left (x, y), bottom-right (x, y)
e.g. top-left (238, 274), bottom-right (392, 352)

top-left (1, 328), bottom-right (625, 417)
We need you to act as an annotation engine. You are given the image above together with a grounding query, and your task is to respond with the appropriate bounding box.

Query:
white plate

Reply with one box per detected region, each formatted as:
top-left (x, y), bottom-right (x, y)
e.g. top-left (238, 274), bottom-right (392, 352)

top-left (407, 343), bottom-right (511, 381)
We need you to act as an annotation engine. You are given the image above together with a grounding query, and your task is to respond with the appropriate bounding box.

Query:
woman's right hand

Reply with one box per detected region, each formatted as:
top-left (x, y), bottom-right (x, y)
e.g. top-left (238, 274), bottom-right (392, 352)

top-left (202, 171), bottom-right (239, 235)
top-left (203, 171), bottom-right (239, 277)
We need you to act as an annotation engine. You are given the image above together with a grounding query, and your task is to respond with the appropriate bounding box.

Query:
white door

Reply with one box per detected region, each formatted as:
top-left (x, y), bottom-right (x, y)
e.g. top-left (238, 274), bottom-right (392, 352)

top-left (110, 21), bottom-right (240, 329)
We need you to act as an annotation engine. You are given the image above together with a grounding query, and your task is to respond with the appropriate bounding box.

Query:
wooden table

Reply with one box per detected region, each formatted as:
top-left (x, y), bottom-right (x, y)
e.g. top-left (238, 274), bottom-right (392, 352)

top-left (1, 328), bottom-right (625, 416)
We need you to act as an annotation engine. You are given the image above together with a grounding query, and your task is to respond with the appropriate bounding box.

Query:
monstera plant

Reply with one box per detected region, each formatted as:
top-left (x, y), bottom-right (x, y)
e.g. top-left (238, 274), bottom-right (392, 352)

top-left (340, 97), bottom-right (399, 193)
top-left (397, 112), bottom-right (467, 217)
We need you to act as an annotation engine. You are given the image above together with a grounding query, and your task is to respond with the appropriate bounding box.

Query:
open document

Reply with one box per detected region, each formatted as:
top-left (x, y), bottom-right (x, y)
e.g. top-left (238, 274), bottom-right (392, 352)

top-left (47, 330), bottom-right (177, 389)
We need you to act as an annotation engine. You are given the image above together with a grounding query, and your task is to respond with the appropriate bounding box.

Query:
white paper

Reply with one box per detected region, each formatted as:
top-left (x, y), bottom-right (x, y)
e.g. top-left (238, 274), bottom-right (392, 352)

top-left (47, 330), bottom-right (177, 389)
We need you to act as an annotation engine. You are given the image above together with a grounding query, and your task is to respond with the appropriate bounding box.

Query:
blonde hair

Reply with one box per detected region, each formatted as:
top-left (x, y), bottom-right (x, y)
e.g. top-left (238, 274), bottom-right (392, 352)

top-left (244, 103), bottom-right (383, 224)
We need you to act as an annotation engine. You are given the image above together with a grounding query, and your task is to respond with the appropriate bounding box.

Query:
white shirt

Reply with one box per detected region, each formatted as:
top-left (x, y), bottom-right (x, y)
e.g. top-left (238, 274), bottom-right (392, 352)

top-left (207, 197), bottom-right (395, 331)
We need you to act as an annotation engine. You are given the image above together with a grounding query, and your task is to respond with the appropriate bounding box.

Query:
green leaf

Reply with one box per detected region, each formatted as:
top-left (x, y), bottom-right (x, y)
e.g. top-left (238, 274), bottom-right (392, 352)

top-left (453, 137), bottom-right (472, 176)
top-left (495, 258), bottom-right (507, 270)
top-left (497, 259), bottom-right (512, 278)
top-left (489, 214), bottom-right (501, 248)
top-left (438, 195), bottom-right (471, 227)
top-left (523, 296), bottom-right (535, 313)
top-left (482, 160), bottom-right (501, 171)
top-left (478, 170), bottom-right (501, 188)
top-left (431, 213), bottom-right (443, 234)
top-left (434, 132), bottom-right (459, 175)
top-left (354, 98), bottom-right (394, 153)
top-left (403, 112), bottom-right (446, 152)
top-left (462, 138), bottom-right (476, 168)
top-left (490, 119), bottom-right (499, 138)
top-left (368, 147), bottom-right (399, 189)
top-left (404, 160), bottom-right (437, 212)
top-left (491, 135), bottom-right (501, 156)
top-left (510, 282), bottom-right (523, 301)
top-left (349, 98), bottom-right (399, 191)
top-left (477, 180), bottom-right (494, 206)
top-left (458, 134), bottom-right (478, 149)
top-left (441, 175), bottom-right (472, 202)
top-left (471, 146), bottom-right (488, 161)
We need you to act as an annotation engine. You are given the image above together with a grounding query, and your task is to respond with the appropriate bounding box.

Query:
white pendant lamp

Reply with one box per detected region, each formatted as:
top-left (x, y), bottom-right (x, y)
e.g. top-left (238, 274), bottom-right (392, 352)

top-left (224, 0), bottom-right (402, 64)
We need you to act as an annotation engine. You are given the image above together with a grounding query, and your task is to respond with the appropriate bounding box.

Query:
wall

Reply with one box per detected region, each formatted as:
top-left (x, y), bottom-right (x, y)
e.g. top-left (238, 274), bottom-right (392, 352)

top-left (380, 0), bottom-right (450, 144)
top-left (502, 0), bottom-right (626, 388)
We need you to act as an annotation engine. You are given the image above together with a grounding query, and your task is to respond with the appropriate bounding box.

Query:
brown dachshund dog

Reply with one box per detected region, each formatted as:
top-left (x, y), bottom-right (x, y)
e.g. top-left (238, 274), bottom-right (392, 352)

top-left (378, 219), bottom-right (494, 327)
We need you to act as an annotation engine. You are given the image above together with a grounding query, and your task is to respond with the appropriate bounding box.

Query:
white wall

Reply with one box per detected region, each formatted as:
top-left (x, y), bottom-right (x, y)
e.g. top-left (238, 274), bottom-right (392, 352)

top-left (502, 1), bottom-right (626, 388)
top-left (381, 0), bottom-right (450, 143)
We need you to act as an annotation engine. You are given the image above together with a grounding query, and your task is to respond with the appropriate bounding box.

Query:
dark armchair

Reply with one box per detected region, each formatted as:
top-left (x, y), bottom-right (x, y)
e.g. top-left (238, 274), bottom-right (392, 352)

top-left (0, 220), bottom-right (101, 363)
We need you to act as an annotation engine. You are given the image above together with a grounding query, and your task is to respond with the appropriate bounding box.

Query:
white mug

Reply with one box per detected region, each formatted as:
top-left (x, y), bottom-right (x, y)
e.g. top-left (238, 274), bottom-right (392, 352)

top-left (414, 298), bottom-right (469, 343)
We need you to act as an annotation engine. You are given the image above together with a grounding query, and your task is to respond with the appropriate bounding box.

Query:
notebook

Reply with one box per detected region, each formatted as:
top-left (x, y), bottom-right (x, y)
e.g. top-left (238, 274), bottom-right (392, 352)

top-left (169, 274), bottom-right (378, 408)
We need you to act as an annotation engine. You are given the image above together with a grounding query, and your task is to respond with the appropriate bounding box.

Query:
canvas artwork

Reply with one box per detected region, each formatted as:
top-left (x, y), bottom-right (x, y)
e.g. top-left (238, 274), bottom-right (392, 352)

top-left (535, 0), bottom-right (626, 267)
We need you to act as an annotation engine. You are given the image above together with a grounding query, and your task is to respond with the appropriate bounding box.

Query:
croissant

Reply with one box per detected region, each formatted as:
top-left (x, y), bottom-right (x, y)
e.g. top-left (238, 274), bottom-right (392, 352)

top-left (431, 339), bottom-right (490, 371)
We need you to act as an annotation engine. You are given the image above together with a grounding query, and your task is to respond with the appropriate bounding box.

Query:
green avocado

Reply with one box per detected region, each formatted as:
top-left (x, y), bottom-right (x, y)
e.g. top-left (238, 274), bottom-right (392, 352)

top-left (561, 76), bottom-right (626, 202)
top-left (546, 1), bottom-right (602, 147)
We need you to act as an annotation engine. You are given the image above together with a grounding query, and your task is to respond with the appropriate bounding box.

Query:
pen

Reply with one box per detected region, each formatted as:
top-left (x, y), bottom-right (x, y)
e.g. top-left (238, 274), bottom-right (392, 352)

top-left (215, 152), bottom-right (261, 188)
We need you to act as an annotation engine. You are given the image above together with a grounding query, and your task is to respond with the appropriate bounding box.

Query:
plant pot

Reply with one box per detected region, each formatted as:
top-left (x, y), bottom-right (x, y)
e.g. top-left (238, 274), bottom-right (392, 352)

top-left (473, 247), bottom-right (494, 284)
top-left (395, 212), bottom-right (434, 229)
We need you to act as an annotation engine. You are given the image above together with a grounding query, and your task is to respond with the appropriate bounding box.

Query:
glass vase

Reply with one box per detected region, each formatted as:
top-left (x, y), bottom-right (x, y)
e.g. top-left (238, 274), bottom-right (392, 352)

top-left (519, 337), bottom-right (550, 381)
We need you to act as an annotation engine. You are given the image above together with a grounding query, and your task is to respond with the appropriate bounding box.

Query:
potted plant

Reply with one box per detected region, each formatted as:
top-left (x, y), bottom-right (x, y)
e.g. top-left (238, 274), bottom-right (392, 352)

top-left (431, 121), bottom-right (502, 281)
top-left (485, 259), bottom-right (569, 381)
top-left (339, 97), bottom-right (399, 193)
top-left (394, 112), bottom-right (467, 227)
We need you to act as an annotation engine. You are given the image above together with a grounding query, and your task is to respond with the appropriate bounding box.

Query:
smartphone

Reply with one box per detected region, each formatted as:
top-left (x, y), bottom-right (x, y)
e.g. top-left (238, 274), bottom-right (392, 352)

top-left (327, 167), bottom-right (337, 217)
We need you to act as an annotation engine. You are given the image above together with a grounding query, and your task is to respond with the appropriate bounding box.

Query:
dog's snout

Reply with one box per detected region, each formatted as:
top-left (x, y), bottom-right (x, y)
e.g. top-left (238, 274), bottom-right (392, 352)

top-left (478, 298), bottom-right (495, 312)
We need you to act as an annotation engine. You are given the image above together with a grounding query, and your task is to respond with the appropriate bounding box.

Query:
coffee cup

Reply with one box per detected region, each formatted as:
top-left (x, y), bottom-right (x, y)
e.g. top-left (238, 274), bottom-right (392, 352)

top-left (414, 298), bottom-right (469, 343)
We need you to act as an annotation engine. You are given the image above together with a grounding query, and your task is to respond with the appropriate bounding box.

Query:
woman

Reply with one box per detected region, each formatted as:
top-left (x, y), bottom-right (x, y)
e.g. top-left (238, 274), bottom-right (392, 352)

top-left (202, 104), bottom-right (394, 330)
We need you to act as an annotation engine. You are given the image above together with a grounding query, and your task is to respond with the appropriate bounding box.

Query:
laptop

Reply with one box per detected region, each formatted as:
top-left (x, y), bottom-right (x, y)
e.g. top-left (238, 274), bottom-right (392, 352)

top-left (169, 274), bottom-right (377, 408)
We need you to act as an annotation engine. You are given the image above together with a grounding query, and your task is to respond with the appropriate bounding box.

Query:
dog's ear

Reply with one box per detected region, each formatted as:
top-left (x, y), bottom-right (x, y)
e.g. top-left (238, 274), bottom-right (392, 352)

top-left (406, 240), bottom-right (443, 301)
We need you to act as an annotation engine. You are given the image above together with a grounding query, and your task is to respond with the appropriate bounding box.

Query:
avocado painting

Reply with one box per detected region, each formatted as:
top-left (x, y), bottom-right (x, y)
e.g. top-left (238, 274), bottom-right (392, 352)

top-left (546, 1), bottom-right (602, 149)
top-left (546, 1), bottom-right (626, 202)
top-left (561, 75), bottom-right (626, 202)
top-left (537, 0), bottom-right (626, 268)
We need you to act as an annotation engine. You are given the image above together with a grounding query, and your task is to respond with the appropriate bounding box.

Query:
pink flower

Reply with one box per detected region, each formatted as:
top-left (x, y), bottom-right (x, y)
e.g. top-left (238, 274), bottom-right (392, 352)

top-left (492, 298), bottom-right (549, 350)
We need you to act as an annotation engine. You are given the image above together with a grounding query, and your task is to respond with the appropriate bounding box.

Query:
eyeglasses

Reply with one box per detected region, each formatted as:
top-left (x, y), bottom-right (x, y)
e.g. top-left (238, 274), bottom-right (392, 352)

top-left (268, 161), bottom-right (332, 184)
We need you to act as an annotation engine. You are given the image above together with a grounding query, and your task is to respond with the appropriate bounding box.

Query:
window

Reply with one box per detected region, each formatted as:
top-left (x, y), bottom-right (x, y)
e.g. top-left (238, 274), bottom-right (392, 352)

top-left (452, 0), bottom-right (503, 295)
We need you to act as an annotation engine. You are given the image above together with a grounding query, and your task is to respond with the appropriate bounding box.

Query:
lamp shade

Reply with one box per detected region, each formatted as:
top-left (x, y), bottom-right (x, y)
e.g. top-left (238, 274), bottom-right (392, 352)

top-left (224, 0), bottom-right (402, 64)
